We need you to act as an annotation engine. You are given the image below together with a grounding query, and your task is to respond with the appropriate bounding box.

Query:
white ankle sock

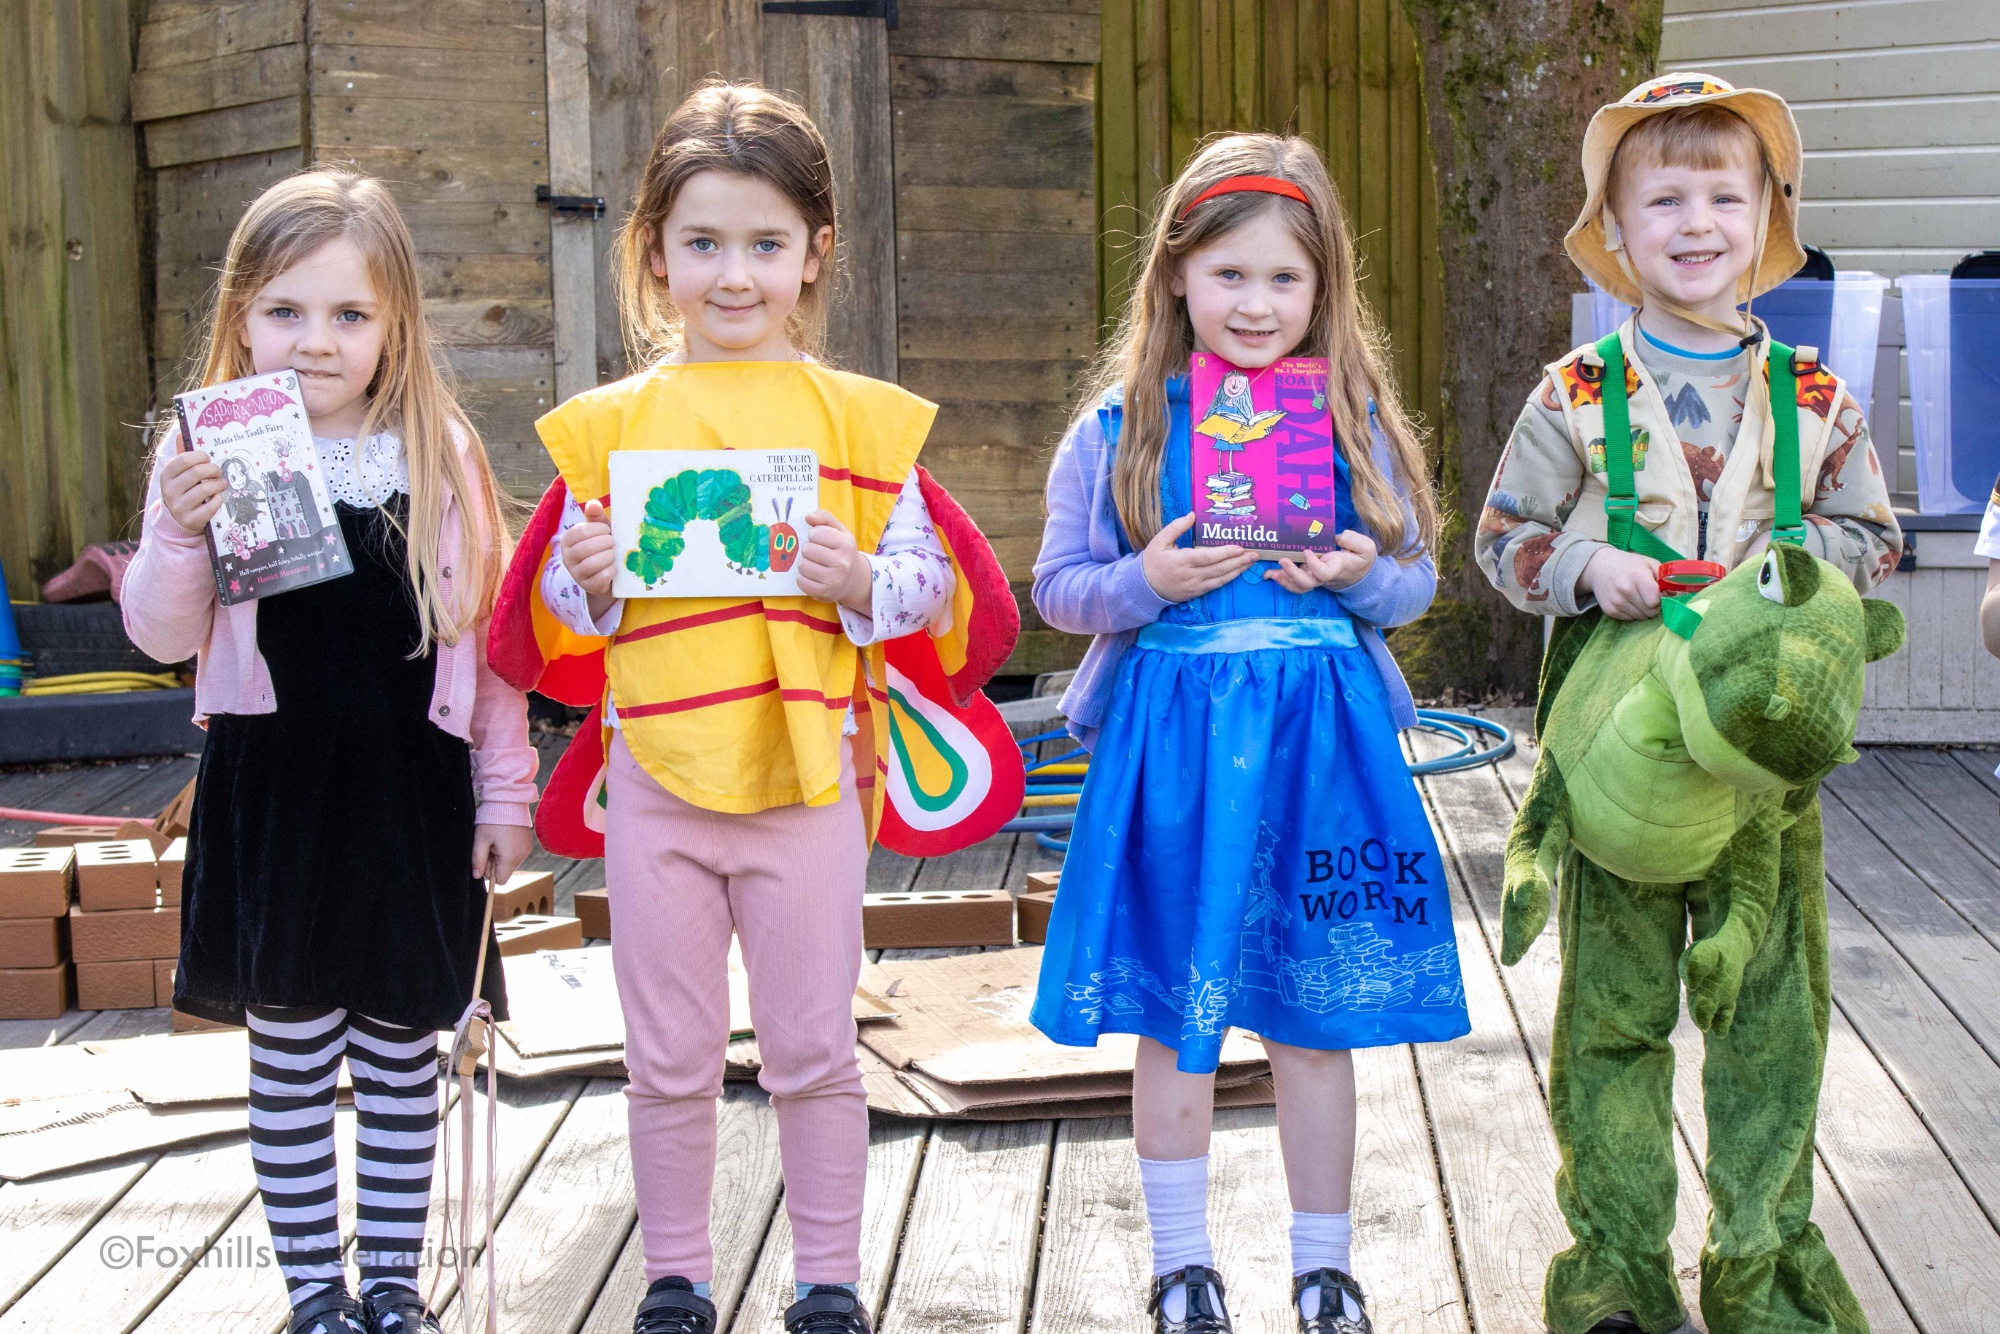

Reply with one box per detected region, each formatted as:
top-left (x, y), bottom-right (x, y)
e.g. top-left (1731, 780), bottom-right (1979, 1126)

top-left (1292, 1211), bottom-right (1359, 1320)
top-left (1138, 1155), bottom-right (1215, 1320)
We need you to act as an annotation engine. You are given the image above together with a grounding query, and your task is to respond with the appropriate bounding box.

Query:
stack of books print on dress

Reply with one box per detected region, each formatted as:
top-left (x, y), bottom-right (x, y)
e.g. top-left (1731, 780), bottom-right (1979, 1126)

top-left (173, 370), bottom-right (349, 605)
top-left (1189, 353), bottom-right (1340, 560)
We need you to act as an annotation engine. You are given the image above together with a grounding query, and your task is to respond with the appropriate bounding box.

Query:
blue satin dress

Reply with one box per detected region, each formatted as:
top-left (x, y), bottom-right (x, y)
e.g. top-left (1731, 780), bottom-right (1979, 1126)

top-left (1030, 378), bottom-right (1470, 1072)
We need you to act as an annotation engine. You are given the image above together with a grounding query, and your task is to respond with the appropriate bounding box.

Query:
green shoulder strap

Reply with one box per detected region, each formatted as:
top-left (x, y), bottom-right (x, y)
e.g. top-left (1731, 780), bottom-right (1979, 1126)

top-left (1595, 332), bottom-right (1683, 564)
top-left (1766, 338), bottom-right (1806, 547)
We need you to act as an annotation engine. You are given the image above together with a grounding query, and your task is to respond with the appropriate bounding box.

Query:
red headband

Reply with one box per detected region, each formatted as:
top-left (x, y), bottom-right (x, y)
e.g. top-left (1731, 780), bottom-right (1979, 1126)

top-left (1179, 174), bottom-right (1311, 219)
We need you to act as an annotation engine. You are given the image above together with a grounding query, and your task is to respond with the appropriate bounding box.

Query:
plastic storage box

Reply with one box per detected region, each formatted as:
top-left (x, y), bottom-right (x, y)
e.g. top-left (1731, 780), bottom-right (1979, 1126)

top-left (1900, 275), bottom-right (2000, 515)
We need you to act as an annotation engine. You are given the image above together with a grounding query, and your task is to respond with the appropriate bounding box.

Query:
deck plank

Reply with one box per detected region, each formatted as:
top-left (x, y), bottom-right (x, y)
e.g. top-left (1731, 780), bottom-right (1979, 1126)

top-left (0, 1157), bottom-right (160, 1316)
top-left (1204, 1107), bottom-right (1296, 1334)
top-left (1824, 754), bottom-right (2000, 948)
top-left (908, 833), bottom-right (1019, 896)
top-left (734, 1117), bottom-right (929, 1330)
top-left (1874, 749), bottom-right (2000, 869)
top-left (443, 1078), bottom-right (635, 1332)
top-left (876, 1119), bottom-right (1055, 1334)
top-left (1026, 1115), bottom-right (1150, 1334)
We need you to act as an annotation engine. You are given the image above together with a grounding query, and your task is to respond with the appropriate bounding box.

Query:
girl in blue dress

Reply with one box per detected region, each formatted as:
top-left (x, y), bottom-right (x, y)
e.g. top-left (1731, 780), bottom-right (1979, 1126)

top-left (1031, 134), bottom-right (1469, 1334)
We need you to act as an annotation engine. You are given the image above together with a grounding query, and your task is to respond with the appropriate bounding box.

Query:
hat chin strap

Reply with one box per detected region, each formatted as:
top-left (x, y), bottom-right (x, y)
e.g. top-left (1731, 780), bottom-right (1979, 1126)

top-left (1604, 169), bottom-right (1775, 342)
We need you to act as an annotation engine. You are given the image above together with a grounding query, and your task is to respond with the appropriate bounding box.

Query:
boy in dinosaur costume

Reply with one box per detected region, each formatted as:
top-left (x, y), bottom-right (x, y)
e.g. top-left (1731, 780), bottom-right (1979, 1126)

top-left (1474, 74), bottom-right (1906, 1334)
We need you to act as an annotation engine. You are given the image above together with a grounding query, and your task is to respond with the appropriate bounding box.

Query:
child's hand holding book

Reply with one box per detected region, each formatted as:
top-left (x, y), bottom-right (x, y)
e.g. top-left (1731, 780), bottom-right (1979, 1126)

top-left (161, 449), bottom-right (228, 536)
top-left (1265, 528), bottom-right (1378, 593)
top-left (795, 510), bottom-right (874, 611)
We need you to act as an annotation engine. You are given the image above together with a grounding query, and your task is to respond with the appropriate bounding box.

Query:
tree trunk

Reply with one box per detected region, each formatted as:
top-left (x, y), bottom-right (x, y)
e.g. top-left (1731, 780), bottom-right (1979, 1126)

top-left (1391, 0), bottom-right (1663, 700)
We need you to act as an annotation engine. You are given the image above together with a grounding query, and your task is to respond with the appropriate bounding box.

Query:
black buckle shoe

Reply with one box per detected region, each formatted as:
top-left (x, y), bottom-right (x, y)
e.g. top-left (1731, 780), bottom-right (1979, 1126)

top-left (784, 1285), bottom-right (872, 1334)
top-left (635, 1277), bottom-right (717, 1334)
top-left (1147, 1265), bottom-right (1233, 1334)
top-left (362, 1288), bottom-right (442, 1334)
top-left (1587, 1317), bottom-right (1642, 1332)
top-left (1293, 1268), bottom-right (1371, 1334)
top-left (289, 1289), bottom-right (370, 1334)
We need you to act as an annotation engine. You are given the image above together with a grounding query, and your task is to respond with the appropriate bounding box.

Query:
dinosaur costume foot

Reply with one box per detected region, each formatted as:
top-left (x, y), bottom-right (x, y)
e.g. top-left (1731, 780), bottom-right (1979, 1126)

top-left (1542, 1243), bottom-right (1685, 1334)
top-left (1700, 1225), bottom-right (1869, 1334)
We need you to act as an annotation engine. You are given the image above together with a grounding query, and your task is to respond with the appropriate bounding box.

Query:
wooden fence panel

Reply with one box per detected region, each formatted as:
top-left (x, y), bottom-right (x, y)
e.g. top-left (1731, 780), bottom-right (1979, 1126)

top-left (0, 0), bottom-right (150, 599)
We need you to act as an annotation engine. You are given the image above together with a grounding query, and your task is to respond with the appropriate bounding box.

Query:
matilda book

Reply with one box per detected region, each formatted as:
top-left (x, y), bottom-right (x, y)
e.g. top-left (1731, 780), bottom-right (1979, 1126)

top-left (173, 369), bottom-right (349, 606)
top-left (1189, 352), bottom-right (1341, 557)
top-left (608, 449), bottom-right (820, 599)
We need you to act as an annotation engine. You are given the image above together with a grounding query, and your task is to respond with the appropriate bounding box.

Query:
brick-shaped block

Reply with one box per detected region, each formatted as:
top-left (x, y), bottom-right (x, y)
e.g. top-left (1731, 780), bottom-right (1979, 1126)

top-left (173, 1005), bottom-right (237, 1032)
top-left (574, 888), bottom-right (610, 940)
top-left (69, 904), bottom-right (180, 963)
top-left (158, 838), bottom-right (187, 907)
top-left (1017, 890), bottom-right (1058, 945)
top-left (1024, 871), bottom-right (1059, 895)
top-left (76, 840), bottom-right (159, 912)
top-left (0, 915), bottom-right (65, 969)
top-left (492, 869), bottom-right (555, 921)
top-left (155, 957), bottom-right (176, 1005)
top-left (34, 825), bottom-right (115, 848)
top-left (0, 846), bottom-right (74, 918)
top-left (493, 914), bottom-right (583, 957)
top-left (0, 963), bottom-right (72, 1019)
top-left (114, 820), bottom-right (173, 855)
top-left (862, 889), bottom-right (1015, 950)
top-left (78, 959), bottom-right (157, 1010)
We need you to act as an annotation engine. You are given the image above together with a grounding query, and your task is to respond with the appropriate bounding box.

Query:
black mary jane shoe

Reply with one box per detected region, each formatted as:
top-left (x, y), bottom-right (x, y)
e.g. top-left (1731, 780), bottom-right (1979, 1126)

top-left (634, 1277), bottom-right (717, 1334)
top-left (783, 1284), bottom-right (873, 1334)
top-left (1147, 1264), bottom-right (1234, 1334)
top-left (1293, 1268), bottom-right (1372, 1334)
top-left (1587, 1316), bottom-right (1643, 1332)
top-left (362, 1288), bottom-right (443, 1334)
top-left (288, 1289), bottom-right (371, 1334)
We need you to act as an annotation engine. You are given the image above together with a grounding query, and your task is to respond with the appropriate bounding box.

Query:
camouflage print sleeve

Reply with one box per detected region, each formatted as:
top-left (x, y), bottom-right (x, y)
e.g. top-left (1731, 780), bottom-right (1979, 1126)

top-left (1799, 390), bottom-right (1904, 594)
top-left (1474, 376), bottom-right (1603, 618)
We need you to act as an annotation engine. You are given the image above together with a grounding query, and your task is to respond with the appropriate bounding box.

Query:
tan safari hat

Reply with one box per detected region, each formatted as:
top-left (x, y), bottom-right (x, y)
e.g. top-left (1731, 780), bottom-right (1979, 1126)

top-left (1565, 72), bottom-right (1805, 312)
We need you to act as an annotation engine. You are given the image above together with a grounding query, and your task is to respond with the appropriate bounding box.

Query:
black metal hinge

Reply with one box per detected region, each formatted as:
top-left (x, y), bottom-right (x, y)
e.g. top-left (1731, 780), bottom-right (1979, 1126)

top-left (536, 185), bottom-right (606, 219)
top-left (761, 0), bottom-right (897, 27)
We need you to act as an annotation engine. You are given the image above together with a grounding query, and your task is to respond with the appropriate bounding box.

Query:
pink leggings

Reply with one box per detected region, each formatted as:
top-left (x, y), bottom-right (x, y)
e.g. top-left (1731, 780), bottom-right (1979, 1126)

top-left (604, 733), bottom-right (869, 1285)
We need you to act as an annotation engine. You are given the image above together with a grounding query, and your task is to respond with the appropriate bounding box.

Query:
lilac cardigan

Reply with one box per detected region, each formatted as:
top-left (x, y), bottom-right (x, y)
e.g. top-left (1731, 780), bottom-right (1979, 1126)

top-left (1034, 389), bottom-right (1436, 748)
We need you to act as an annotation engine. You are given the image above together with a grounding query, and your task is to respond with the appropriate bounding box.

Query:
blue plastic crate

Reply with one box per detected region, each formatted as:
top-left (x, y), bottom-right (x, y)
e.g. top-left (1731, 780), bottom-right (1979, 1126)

top-left (1902, 275), bottom-right (2000, 515)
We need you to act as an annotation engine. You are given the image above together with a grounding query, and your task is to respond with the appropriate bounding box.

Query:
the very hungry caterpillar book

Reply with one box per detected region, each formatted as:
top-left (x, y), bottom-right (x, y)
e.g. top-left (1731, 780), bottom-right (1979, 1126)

top-left (173, 369), bottom-right (349, 605)
top-left (608, 449), bottom-right (820, 598)
top-left (1189, 353), bottom-right (1340, 558)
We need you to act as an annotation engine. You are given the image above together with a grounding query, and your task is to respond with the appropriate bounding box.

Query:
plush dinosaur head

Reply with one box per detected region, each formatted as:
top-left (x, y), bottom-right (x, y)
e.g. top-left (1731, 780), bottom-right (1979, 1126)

top-left (1657, 543), bottom-right (1903, 791)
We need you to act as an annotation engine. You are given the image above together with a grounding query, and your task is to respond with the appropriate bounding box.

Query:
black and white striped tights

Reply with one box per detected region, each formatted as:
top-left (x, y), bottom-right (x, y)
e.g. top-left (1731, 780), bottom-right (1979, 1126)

top-left (246, 1006), bottom-right (440, 1311)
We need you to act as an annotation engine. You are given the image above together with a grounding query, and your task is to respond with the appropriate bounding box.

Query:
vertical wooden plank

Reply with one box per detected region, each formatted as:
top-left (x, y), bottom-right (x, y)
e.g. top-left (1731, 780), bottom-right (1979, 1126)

top-left (1099, 0), bottom-right (1139, 326)
top-left (1325, 0), bottom-right (1359, 215)
top-left (1133, 0), bottom-right (1171, 222)
top-left (1261, 0), bottom-right (1295, 136)
top-left (1352, 0), bottom-right (1390, 325)
top-left (813, 18), bottom-right (897, 380)
top-left (1385, 4), bottom-right (1421, 409)
top-left (546, 0), bottom-right (598, 401)
top-left (1294, 0), bottom-right (1326, 154)
top-left (1198, 0), bottom-right (1227, 139)
top-left (1228, 0), bottom-right (1257, 131)
top-left (1167, 0), bottom-right (1200, 168)
top-left (1416, 63), bottom-right (1444, 441)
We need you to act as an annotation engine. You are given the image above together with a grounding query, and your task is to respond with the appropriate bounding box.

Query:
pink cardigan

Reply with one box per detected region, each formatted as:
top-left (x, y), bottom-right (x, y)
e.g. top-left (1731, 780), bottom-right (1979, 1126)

top-left (122, 436), bottom-right (539, 827)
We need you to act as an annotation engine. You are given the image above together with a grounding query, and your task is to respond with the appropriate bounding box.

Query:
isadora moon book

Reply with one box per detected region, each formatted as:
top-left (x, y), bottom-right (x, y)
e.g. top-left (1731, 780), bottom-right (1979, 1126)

top-left (173, 369), bottom-right (350, 606)
top-left (1189, 352), bottom-right (1341, 559)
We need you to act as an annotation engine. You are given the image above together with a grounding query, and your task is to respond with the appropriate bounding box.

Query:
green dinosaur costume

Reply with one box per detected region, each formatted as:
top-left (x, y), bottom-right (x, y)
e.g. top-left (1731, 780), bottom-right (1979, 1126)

top-left (1503, 543), bottom-right (1903, 1334)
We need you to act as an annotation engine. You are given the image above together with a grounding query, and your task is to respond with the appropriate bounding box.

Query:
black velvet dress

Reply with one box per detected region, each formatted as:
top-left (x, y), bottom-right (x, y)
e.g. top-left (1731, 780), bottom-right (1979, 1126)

top-left (175, 495), bottom-right (508, 1031)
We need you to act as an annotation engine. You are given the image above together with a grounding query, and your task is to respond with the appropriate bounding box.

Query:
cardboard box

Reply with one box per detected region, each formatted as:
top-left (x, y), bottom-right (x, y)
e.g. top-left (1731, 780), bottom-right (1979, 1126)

top-left (574, 887), bottom-right (610, 940)
top-left (1016, 890), bottom-right (1058, 945)
top-left (33, 825), bottom-right (115, 848)
top-left (157, 838), bottom-right (186, 907)
top-left (77, 959), bottom-right (157, 1010)
top-left (0, 963), bottom-right (73, 1020)
top-left (492, 869), bottom-right (555, 921)
top-left (114, 820), bottom-right (172, 855)
top-left (172, 1006), bottom-right (237, 1033)
top-left (0, 846), bottom-right (74, 918)
top-left (69, 904), bottom-right (179, 963)
top-left (493, 914), bottom-right (584, 957)
top-left (154, 958), bottom-right (176, 1006)
top-left (0, 915), bottom-right (65, 970)
top-left (861, 889), bottom-right (1014, 950)
top-left (75, 840), bottom-right (159, 912)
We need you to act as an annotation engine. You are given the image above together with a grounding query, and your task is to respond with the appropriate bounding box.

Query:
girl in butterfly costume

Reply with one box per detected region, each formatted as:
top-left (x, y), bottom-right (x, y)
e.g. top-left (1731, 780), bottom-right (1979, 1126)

top-left (488, 84), bottom-right (1019, 1334)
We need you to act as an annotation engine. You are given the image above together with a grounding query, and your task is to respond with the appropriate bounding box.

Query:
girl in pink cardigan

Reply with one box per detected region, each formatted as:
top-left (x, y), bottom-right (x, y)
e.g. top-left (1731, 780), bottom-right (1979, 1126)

top-left (121, 170), bottom-right (535, 1334)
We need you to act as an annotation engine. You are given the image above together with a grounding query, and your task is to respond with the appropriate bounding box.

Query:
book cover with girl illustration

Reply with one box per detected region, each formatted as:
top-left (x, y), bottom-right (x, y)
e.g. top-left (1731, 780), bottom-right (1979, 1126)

top-left (1190, 353), bottom-right (1341, 556)
top-left (172, 369), bottom-right (348, 605)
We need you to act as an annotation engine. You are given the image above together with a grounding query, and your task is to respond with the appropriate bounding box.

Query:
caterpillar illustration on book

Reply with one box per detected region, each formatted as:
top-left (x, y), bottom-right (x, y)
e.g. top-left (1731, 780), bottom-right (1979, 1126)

top-left (489, 458), bottom-right (1028, 860)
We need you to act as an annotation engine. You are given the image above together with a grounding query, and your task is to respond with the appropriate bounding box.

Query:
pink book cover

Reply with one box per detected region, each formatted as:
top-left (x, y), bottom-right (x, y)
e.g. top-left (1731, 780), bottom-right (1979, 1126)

top-left (1189, 353), bottom-right (1340, 555)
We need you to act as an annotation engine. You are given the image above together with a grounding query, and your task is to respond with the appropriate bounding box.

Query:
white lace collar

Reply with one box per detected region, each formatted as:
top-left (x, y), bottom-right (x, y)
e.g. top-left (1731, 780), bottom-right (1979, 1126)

top-left (314, 432), bottom-right (408, 507)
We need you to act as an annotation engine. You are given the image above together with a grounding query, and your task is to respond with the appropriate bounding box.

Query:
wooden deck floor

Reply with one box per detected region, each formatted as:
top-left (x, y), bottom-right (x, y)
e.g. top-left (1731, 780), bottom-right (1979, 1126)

top-left (3, 725), bottom-right (1998, 1333)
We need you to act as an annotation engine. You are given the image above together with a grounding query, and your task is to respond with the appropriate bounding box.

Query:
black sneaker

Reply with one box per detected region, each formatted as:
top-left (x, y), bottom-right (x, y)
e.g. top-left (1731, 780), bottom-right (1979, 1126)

top-left (288, 1289), bottom-right (370, 1334)
top-left (1293, 1268), bottom-right (1371, 1334)
top-left (1147, 1265), bottom-right (1233, 1334)
top-left (362, 1288), bottom-right (442, 1334)
top-left (784, 1284), bottom-right (872, 1334)
top-left (635, 1277), bottom-right (717, 1334)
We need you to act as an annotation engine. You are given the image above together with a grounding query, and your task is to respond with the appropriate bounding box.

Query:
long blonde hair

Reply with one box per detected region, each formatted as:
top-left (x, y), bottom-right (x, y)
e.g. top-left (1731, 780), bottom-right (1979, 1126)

top-left (1086, 133), bottom-right (1438, 560)
top-left (171, 168), bottom-right (507, 651)
top-left (614, 80), bottom-right (837, 367)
